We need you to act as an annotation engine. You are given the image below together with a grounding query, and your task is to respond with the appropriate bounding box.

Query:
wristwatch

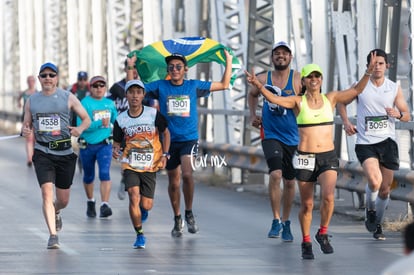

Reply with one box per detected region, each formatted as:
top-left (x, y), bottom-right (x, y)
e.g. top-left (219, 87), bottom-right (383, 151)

top-left (162, 152), bottom-right (171, 159)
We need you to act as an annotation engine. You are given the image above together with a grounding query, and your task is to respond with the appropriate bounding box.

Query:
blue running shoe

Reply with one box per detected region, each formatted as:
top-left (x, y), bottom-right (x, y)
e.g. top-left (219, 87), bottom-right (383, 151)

top-left (268, 219), bottom-right (282, 238)
top-left (140, 206), bottom-right (148, 223)
top-left (133, 234), bottom-right (146, 249)
top-left (281, 220), bottom-right (294, 242)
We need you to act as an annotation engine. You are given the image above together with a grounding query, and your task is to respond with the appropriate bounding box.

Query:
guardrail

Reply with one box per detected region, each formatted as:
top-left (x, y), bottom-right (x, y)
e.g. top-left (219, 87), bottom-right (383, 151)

top-left (2, 109), bottom-right (414, 211)
top-left (199, 141), bottom-right (414, 206)
top-left (0, 111), bottom-right (22, 133)
top-left (0, 111), bottom-right (21, 123)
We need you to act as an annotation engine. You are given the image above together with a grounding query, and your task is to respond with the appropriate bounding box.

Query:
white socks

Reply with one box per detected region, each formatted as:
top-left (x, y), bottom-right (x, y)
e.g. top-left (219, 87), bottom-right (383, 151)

top-left (365, 184), bottom-right (378, 210)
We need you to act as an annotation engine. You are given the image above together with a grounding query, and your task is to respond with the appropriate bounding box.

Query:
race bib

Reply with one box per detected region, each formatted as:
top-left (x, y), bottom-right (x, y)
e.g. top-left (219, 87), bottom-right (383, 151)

top-left (365, 115), bottom-right (390, 136)
top-left (93, 110), bottom-right (111, 121)
top-left (37, 113), bottom-right (61, 136)
top-left (167, 95), bottom-right (190, 117)
top-left (293, 152), bottom-right (316, 171)
top-left (128, 148), bottom-right (154, 170)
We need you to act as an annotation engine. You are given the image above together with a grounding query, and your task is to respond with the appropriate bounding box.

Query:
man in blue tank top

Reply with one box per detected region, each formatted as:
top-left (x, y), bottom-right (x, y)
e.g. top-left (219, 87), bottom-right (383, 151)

top-left (21, 62), bottom-right (91, 249)
top-left (247, 41), bottom-right (302, 242)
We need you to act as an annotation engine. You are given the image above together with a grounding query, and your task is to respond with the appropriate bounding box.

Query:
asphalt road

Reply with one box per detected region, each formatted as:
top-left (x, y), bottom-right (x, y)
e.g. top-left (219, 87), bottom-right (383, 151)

top-left (0, 134), bottom-right (407, 275)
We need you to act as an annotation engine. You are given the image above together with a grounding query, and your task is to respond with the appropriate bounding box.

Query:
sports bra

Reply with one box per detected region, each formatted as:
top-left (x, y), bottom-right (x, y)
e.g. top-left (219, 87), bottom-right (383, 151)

top-left (296, 94), bottom-right (333, 127)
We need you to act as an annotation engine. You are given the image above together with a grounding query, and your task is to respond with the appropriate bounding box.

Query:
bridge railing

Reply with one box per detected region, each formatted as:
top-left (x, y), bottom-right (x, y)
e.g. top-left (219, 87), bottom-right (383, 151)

top-left (199, 140), bottom-right (414, 205)
top-left (1, 107), bottom-right (414, 214)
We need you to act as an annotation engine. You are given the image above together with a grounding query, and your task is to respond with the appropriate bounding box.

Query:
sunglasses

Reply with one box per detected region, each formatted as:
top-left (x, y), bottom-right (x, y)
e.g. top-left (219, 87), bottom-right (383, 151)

top-left (39, 73), bottom-right (57, 78)
top-left (306, 73), bottom-right (322, 79)
top-left (167, 64), bottom-right (183, 72)
top-left (92, 83), bottom-right (105, 88)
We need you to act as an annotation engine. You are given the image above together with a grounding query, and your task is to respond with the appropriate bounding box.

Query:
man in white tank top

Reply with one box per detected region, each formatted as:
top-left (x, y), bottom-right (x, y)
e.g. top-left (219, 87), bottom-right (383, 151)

top-left (338, 49), bottom-right (410, 241)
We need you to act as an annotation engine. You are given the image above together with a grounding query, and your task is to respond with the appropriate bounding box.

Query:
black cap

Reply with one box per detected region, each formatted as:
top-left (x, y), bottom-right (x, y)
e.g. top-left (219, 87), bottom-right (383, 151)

top-left (165, 53), bottom-right (187, 66)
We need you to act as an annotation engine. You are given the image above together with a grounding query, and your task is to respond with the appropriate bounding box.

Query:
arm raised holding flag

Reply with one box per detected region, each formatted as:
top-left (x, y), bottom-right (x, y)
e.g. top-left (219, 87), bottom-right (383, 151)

top-left (125, 44), bottom-right (234, 238)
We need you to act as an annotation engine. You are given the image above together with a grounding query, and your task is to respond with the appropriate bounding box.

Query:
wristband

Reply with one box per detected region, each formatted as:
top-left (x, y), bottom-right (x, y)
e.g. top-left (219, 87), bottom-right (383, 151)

top-left (162, 152), bottom-right (171, 159)
top-left (127, 66), bottom-right (135, 70)
top-left (398, 111), bottom-right (403, 119)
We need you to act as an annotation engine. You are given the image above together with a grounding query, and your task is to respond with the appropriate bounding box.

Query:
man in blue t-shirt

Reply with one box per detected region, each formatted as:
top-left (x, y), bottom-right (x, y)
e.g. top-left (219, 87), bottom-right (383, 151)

top-left (126, 50), bottom-right (232, 237)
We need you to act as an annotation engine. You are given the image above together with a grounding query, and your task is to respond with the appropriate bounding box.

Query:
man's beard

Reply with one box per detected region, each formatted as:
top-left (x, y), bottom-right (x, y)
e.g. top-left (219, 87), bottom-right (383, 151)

top-left (274, 64), bottom-right (289, 71)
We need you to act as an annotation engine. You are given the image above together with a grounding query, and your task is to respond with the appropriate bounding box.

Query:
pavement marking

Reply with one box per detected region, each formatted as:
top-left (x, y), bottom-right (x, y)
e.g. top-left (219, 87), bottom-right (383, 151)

top-left (28, 227), bottom-right (79, 255)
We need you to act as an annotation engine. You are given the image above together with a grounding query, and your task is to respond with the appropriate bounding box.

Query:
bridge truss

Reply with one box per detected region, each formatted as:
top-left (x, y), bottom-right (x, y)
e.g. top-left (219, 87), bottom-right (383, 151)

top-left (0, 0), bottom-right (413, 169)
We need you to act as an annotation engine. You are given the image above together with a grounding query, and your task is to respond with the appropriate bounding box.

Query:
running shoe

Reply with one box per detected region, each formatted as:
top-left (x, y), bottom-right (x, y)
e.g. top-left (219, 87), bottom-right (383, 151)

top-left (365, 209), bottom-right (377, 233)
top-left (100, 204), bottom-right (113, 218)
top-left (55, 213), bottom-right (62, 232)
top-left (185, 212), bottom-right (199, 234)
top-left (47, 235), bottom-right (60, 249)
top-left (373, 224), bottom-right (386, 240)
top-left (314, 229), bottom-right (334, 254)
top-left (86, 201), bottom-right (96, 218)
top-left (301, 242), bottom-right (314, 260)
top-left (171, 216), bottom-right (184, 237)
top-left (133, 234), bottom-right (146, 249)
top-left (117, 178), bottom-right (126, 200)
top-left (140, 206), bottom-right (148, 223)
top-left (268, 219), bottom-right (282, 238)
top-left (281, 220), bottom-right (294, 242)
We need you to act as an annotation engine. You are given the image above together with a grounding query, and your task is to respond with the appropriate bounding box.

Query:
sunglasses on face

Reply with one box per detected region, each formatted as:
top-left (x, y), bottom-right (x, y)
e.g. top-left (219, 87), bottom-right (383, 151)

top-left (167, 64), bottom-right (183, 72)
top-left (39, 73), bottom-right (57, 78)
top-left (92, 83), bottom-right (105, 88)
top-left (306, 73), bottom-right (322, 79)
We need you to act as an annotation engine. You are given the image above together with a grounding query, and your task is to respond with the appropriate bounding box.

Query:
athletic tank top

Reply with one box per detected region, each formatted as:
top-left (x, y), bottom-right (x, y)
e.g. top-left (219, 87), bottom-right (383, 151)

top-left (296, 94), bottom-right (333, 127)
top-left (356, 78), bottom-right (398, 144)
top-left (260, 70), bottom-right (299, 146)
top-left (29, 88), bottom-right (73, 155)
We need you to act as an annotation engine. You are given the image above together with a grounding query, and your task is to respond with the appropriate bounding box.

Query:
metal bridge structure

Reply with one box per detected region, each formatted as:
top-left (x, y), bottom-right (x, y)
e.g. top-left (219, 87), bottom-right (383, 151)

top-left (1, 0), bottom-right (414, 181)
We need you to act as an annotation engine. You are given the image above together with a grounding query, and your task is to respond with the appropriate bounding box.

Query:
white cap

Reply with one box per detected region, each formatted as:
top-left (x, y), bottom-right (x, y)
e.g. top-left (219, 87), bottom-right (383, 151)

top-left (125, 80), bottom-right (145, 92)
top-left (272, 41), bottom-right (292, 52)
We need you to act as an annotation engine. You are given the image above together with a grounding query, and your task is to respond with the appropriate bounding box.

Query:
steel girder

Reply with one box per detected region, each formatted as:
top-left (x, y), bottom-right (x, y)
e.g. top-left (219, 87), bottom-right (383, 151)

top-left (0, 0), bottom-right (19, 112)
top-left (245, 0), bottom-right (274, 146)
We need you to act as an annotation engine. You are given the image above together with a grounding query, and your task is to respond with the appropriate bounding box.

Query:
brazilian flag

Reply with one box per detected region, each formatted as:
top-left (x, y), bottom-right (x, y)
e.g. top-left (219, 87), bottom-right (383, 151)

top-left (129, 36), bottom-right (241, 85)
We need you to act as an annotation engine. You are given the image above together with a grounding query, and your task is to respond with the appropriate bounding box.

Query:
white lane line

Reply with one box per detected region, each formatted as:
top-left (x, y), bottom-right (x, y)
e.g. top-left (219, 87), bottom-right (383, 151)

top-left (28, 228), bottom-right (79, 255)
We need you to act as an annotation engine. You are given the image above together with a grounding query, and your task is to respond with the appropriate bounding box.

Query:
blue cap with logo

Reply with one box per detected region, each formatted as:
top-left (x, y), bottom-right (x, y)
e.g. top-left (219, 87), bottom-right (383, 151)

top-left (39, 62), bottom-right (58, 74)
top-left (125, 80), bottom-right (145, 92)
top-left (77, 71), bottom-right (88, 80)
